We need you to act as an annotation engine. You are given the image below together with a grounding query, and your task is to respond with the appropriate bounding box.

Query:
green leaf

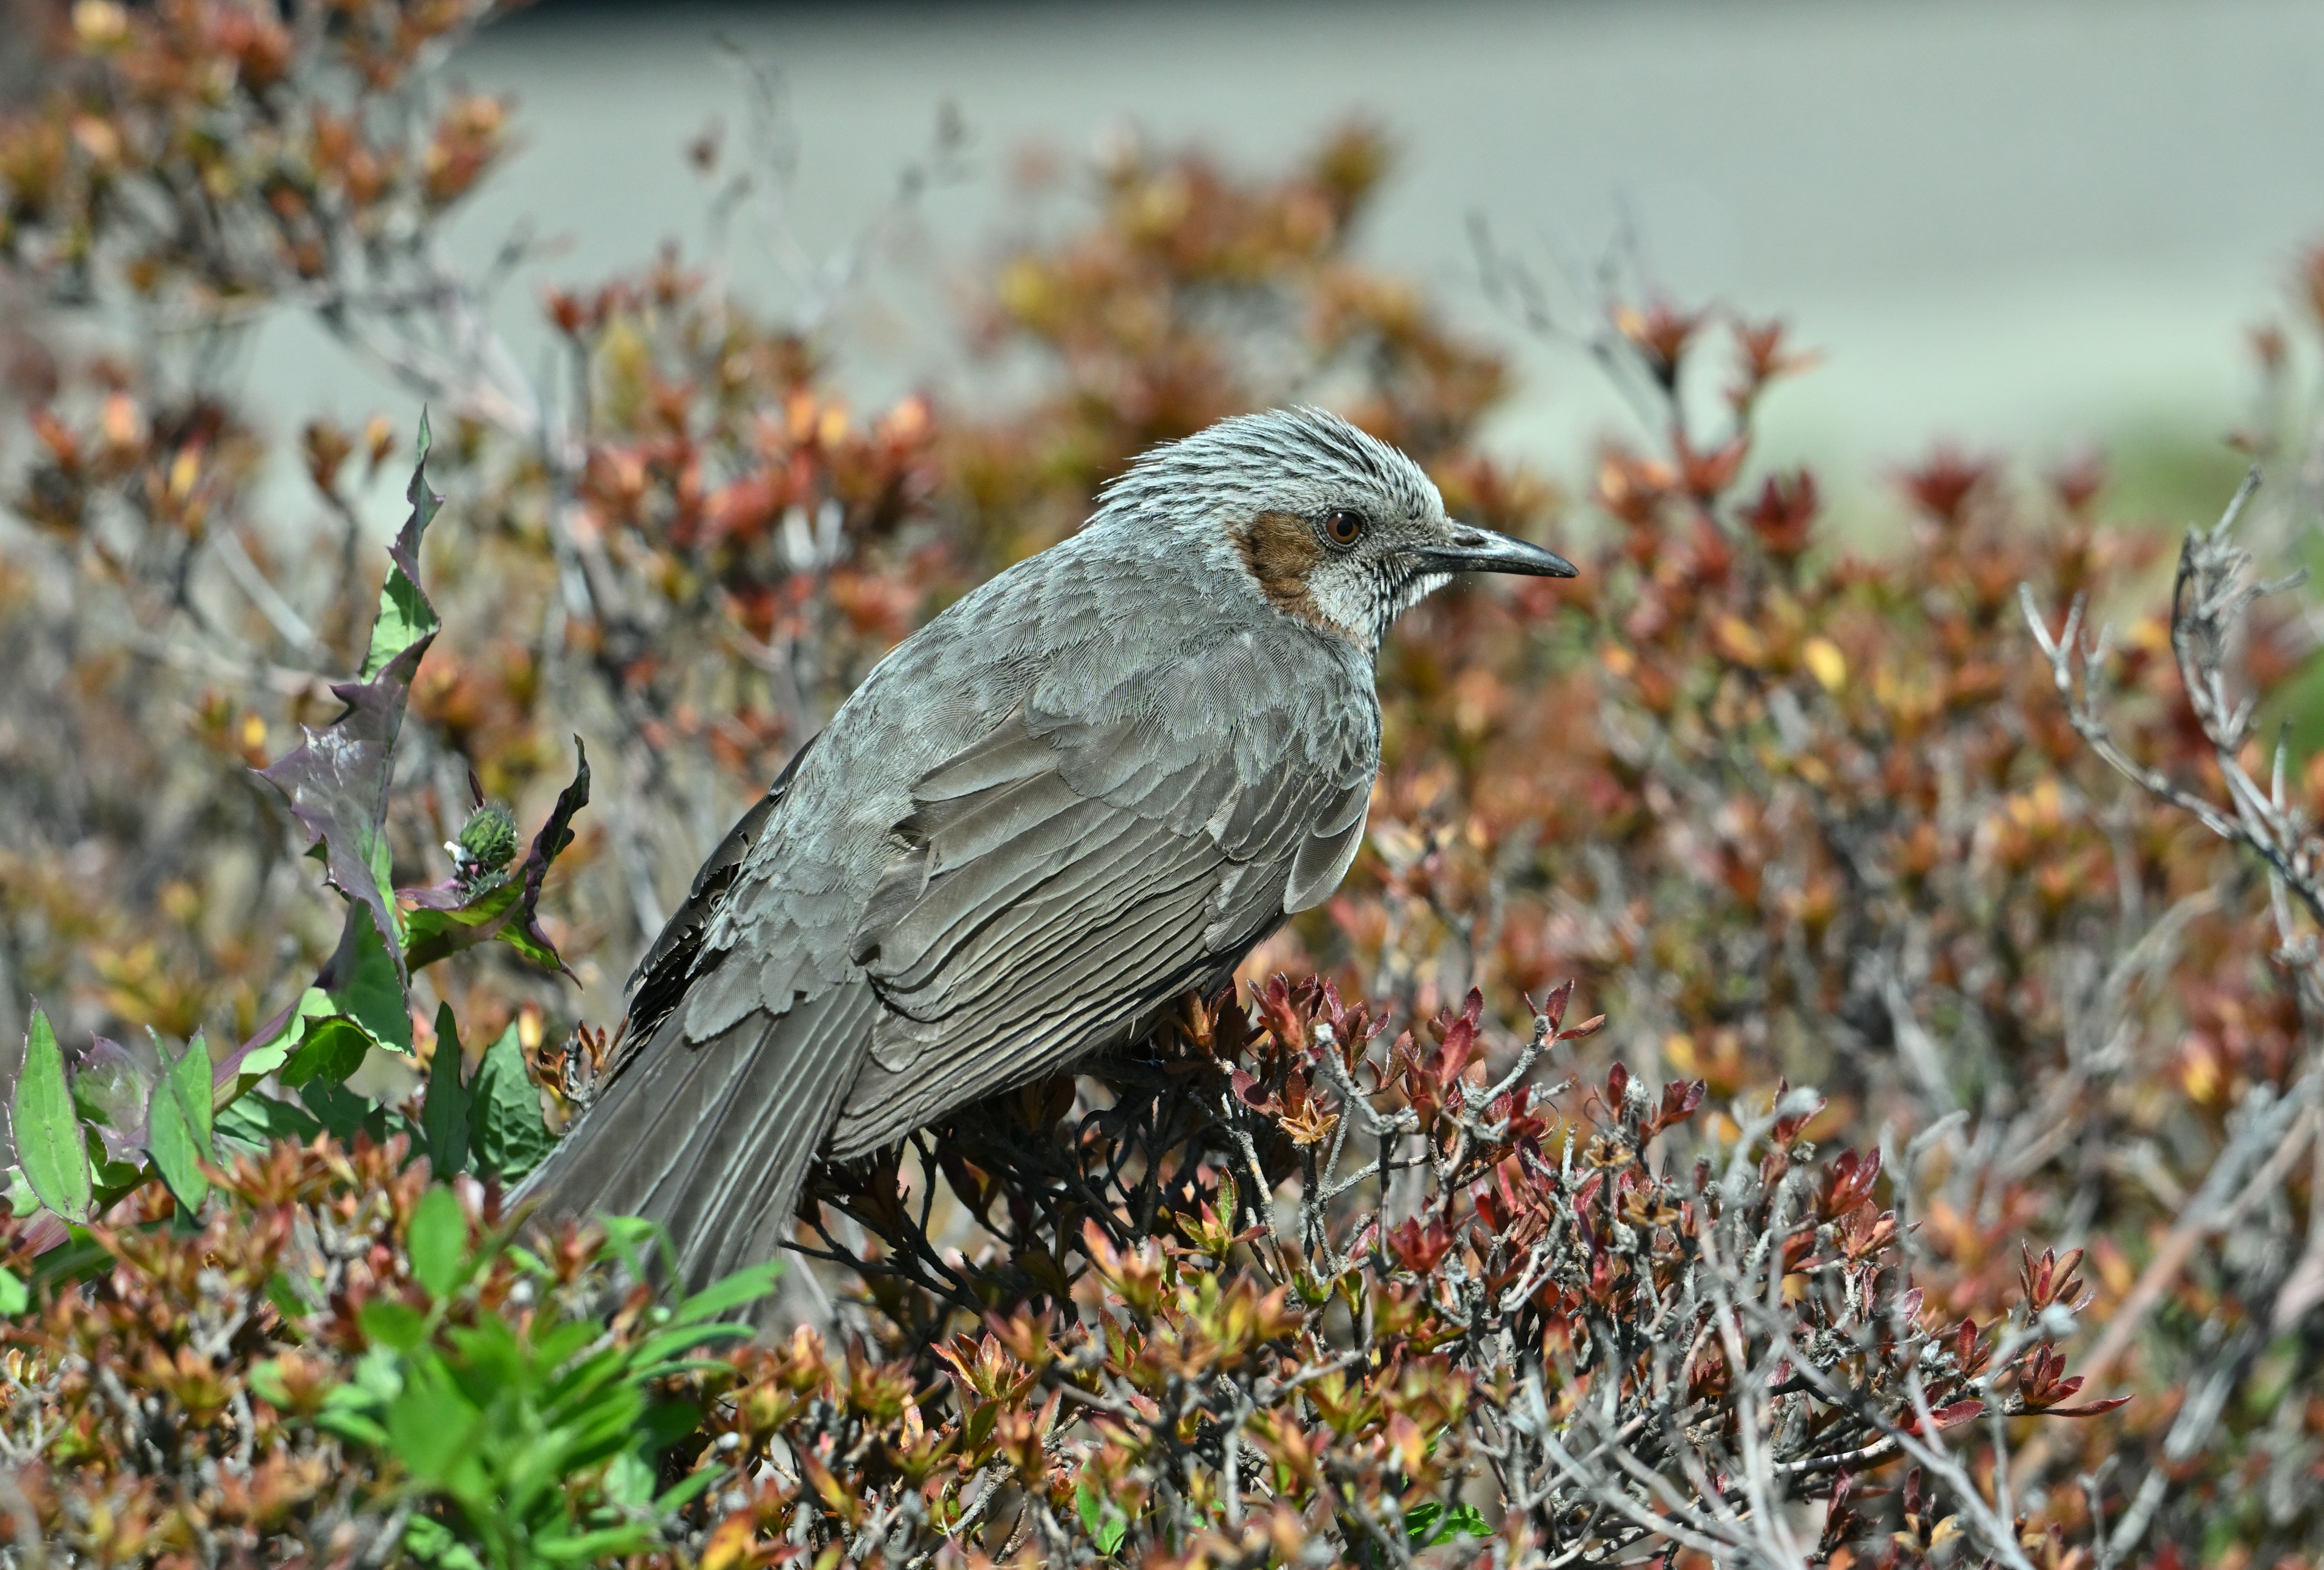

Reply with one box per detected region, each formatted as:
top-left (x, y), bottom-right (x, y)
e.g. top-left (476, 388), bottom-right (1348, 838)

top-left (326, 901), bottom-right (413, 1054)
top-left (637, 1398), bottom-right (703, 1454)
top-left (669, 1259), bottom-right (782, 1327)
top-left (222, 988), bottom-right (334, 1088)
top-left (385, 1360), bottom-right (487, 1490)
top-left (651, 1463), bottom-right (724, 1516)
top-left (1076, 1481), bottom-right (1128, 1553)
top-left (470, 1024), bottom-right (554, 1181)
top-left (1403, 1500), bottom-right (1490, 1546)
top-left (280, 1019), bottom-right (373, 1090)
top-left (144, 1033), bottom-right (217, 1212)
top-left (264, 1268), bottom-right (318, 1321)
top-left (0, 1267), bottom-right (27, 1316)
top-left (362, 410), bottom-right (442, 682)
top-left (399, 1516), bottom-right (487, 1570)
top-left (1443, 1503), bottom-right (1491, 1537)
top-left (629, 1321), bottom-right (757, 1375)
top-left (422, 1003), bottom-right (470, 1178)
top-left (359, 1298), bottom-right (430, 1352)
top-left (409, 1186), bottom-right (468, 1301)
top-left (86, 1126), bottom-right (141, 1195)
top-left (28, 1227), bottom-right (108, 1293)
top-left (313, 1405), bottom-right (392, 1450)
top-left (215, 1091), bottom-right (324, 1155)
top-left (533, 1525), bottom-right (661, 1565)
top-left (592, 1215), bottom-right (670, 1283)
top-left (11, 1007), bottom-right (91, 1224)
top-left (299, 1078), bottom-right (382, 1145)
top-left (598, 1448), bottom-right (659, 1511)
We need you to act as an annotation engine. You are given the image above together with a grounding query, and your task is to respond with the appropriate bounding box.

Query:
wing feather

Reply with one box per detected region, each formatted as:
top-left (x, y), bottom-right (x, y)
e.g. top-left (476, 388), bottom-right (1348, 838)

top-left (654, 982), bottom-right (879, 1290)
top-left (626, 735), bottom-right (819, 1045)
top-left (836, 647), bottom-right (1377, 1155)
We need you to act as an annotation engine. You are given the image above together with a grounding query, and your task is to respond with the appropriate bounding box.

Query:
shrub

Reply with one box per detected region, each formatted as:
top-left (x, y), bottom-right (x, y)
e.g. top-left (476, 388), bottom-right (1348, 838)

top-left (0, 2), bottom-right (2320, 1566)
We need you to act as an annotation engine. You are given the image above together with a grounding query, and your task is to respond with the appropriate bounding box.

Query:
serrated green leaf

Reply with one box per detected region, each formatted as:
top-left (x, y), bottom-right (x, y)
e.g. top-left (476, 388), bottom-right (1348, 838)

top-left (145, 1033), bottom-right (217, 1212)
top-left (1075, 1481), bottom-right (1128, 1552)
top-left (362, 410), bottom-right (442, 682)
top-left (11, 1008), bottom-right (90, 1224)
top-left (470, 1024), bottom-right (554, 1181)
top-left (264, 1268), bottom-right (318, 1321)
top-left (422, 1003), bottom-right (470, 1178)
top-left (409, 1186), bottom-right (467, 1301)
top-left (0, 1267), bottom-right (27, 1316)
top-left (327, 902), bottom-right (412, 1054)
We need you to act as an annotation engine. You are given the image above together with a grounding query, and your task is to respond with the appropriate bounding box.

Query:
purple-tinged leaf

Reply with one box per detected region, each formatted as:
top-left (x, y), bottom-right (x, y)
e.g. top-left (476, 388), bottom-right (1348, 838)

top-left (67, 1034), bottom-right (156, 1163)
top-left (257, 416), bottom-right (442, 988)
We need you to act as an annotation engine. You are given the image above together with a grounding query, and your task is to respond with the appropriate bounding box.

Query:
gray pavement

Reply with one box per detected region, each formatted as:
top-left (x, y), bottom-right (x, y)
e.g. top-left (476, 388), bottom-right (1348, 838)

top-left (253, 0), bottom-right (2324, 519)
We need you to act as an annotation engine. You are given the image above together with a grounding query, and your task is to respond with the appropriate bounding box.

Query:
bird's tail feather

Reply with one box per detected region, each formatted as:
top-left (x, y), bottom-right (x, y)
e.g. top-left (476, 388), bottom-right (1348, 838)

top-left (514, 980), bottom-right (876, 1298)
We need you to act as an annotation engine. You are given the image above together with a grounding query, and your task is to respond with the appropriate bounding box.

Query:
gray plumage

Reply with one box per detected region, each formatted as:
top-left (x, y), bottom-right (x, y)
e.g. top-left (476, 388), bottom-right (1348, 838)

top-left (517, 407), bottom-right (1575, 1293)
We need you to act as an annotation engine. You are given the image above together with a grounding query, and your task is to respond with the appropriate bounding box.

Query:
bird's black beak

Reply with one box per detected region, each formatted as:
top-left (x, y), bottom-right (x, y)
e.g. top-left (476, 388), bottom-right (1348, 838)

top-left (1419, 524), bottom-right (1578, 579)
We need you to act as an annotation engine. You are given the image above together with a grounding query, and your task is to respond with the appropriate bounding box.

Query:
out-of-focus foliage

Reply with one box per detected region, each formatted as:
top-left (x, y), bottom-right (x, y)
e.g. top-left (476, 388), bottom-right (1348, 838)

top-left (0, 2), bottom-right (2321, 1567)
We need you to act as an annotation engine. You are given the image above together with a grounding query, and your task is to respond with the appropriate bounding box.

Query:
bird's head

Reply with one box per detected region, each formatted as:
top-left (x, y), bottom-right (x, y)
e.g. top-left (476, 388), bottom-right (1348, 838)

top-left (1094, 406), bottom-right (1576, 648)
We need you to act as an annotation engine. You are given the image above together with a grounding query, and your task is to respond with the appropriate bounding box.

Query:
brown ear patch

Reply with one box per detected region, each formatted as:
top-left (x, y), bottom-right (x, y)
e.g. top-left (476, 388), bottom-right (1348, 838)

top-left (1235, 510), bottom-right (1350, 636)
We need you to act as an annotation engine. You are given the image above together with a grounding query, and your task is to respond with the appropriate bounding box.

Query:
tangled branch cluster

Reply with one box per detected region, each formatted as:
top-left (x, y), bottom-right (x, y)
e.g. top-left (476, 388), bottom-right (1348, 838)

top-left (0, 975), bottom-right (2122, 1568)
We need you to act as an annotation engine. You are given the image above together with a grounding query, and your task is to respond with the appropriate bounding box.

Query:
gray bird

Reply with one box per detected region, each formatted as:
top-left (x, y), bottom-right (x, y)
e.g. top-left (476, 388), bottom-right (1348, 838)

top-left (519, 407), bottom-right (1575, 1290)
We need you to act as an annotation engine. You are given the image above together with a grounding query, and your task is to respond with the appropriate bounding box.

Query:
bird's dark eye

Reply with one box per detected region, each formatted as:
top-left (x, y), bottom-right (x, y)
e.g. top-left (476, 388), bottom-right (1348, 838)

top-left (1322, 508), bottom-right (1365, 548)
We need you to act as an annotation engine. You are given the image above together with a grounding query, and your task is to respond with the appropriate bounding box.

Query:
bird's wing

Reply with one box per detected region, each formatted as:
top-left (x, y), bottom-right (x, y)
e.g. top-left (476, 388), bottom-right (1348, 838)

top-left (623, 731), bottom-right (821, 1053)
top-left (829, 643), bottom-right (1374, 1158)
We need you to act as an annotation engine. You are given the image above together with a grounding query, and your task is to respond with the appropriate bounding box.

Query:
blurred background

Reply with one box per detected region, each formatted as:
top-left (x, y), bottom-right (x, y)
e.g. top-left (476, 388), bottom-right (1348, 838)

top-left (248, 0), bottom-right (2324, 528)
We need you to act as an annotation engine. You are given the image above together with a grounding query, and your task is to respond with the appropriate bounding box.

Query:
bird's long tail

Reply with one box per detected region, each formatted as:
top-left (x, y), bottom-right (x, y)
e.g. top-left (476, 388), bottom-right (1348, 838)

top-left (514, 980), bottom-right (876, 1297)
